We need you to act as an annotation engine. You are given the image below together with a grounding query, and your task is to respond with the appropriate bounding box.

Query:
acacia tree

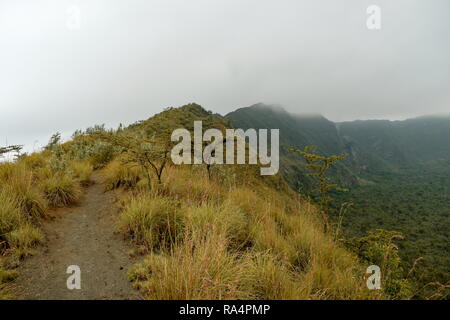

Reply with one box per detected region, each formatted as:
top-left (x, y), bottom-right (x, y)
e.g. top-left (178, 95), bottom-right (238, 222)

top-left (201, 135), bottom-right (228, 181)
top-left (289, 145), bottom-right (348, 232)
top-left (143, 134), bottom-right (172, 184)
top-left (98, 131), bottom-right (172, 186)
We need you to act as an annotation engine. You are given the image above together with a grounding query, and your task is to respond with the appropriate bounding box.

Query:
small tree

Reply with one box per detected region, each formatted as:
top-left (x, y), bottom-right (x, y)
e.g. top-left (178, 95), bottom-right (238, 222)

top-left (98, 131), bottom-right (172, 187)
top-left (349, 229), bottom-right (413, 299)
top-left (289, 145), bottom-right (348, 232)
top-left (202, 136), bottom-right (227, 181)
top-left (45, 132), bottom-right (61, 150)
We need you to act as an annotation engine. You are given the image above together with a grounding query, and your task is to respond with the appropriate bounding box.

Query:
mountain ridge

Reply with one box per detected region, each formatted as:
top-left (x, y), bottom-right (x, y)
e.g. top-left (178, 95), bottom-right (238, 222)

top-left (225, 103), bottom-right (450, 185)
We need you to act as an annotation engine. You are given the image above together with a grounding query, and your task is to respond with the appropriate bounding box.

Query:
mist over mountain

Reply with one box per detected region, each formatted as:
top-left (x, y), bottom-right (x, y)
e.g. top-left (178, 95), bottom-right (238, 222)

top-left (226, 103), bottom-right (450, 286)
top-left (226, 103), bottom-right (450, 186)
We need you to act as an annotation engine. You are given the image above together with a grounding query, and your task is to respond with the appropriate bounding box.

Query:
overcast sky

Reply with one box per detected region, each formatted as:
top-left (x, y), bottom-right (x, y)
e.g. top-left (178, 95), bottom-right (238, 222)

top-left (1, 0), bottom-right (449, 152)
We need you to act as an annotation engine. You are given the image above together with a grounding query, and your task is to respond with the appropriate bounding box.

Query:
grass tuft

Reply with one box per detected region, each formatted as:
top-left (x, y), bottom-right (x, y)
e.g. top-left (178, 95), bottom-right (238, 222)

top-left (6, 224), bottom-right (43, 259)
top-left (118, 193), bottom-right (184, 251)
top-left (40, 174), bottom-right (81, 207)
top-left (69, 161), bottom-right (93, 186)
top-left (128, 231), bottom-right (250, 299)
top-left (2, 165), bottom-right (48, 219)
top-left (0, 190), bottom-right (23, 237)
top-left (102, 160), bottom-right (141, 190)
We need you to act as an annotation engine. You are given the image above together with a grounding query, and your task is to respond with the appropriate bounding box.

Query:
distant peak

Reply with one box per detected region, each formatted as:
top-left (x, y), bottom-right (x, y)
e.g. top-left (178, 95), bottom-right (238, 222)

top-left (250, 103), bottom-right (286, 112)
top-left (228, 103), bottom-right (288, 115)
top-left (226, 103), bottom-right (332, 122)
top-left (409, 113), bottom-right (450, 120)
top-left (293, 112), bottom-right (326, 119)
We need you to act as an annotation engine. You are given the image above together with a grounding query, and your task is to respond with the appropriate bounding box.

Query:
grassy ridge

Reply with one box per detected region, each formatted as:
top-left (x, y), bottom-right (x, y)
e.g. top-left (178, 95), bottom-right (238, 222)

top-left (99, 104), bottom-right (378, 299)
top-left (106, 163), bottom-right (373, 299)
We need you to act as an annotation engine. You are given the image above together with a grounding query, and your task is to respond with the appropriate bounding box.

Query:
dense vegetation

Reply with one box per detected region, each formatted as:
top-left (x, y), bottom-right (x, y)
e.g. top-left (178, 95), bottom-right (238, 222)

top-left (332, 167), bottom-right (450, 298)
top-left (226, 103), bottom-right (450, 299)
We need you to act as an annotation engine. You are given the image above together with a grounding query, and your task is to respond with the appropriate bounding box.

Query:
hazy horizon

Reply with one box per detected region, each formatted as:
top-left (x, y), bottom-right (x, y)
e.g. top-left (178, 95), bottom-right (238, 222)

top-left (1, 0), bottom-right (449, 153)
top-left (2, 101), bottom-right (450, 157)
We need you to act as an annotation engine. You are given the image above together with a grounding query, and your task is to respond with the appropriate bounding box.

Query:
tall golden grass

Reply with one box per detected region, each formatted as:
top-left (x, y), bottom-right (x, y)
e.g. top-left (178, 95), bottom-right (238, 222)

top-left (116, 164), bottom-right (375, 300)
top-left (0, 154), bottom-right (93, 298)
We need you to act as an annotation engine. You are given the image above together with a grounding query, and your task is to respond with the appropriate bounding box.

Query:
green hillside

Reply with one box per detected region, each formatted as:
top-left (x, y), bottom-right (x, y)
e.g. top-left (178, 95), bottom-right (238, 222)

top-left (338, 116), bottom-right (450, 172)
top-left (226, 104), bottom-right (358, 191)
top-left (226, 103), bottom-right (450, 297)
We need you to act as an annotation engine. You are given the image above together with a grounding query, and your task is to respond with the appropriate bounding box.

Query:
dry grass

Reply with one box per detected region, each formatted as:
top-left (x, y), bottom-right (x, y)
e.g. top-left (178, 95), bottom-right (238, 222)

top-left (0, 150), bottom-right (88, 298)
top-left (102, 159), bottom-right (142, 190)
top-left (39, 174), bottom-right (82, 207)
top-left (0, 163), bottom-right (46, 297)
top-left (1, 164), bottom-right (48, 219)
top-left (19, 153), bottom-right (47, 170)
top-left (119, 162), bottom-right (375, 300)
top-left (128, 231), bottom-right (251, 299)
top-left (241, 252), bottom-right (302, 299)
top-left (5, 224), bottom-right (43, 259)
top-left (0, 268), bottom-right (17, 300)
top-left (118, 193), bottom-right (183, 251)
top-left (184, 204), bottom-right (251, 251)
top-left (153, 165), bottom-right (223, 204)
top-left (69, 160), bottom-right (93, 186)
top-left (0, 190), bottom-right (23, 237)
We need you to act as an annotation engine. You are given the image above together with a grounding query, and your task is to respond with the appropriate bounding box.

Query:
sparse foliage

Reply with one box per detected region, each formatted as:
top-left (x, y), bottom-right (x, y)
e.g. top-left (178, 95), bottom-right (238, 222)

top-left (44, 132), bottom-right (61, 150)
top-left (289, 146), bottom-right (348, 231)
top-left (96, 131), bottom-right (172, 186)
top-left (349, 229), bottom-right (413, 299)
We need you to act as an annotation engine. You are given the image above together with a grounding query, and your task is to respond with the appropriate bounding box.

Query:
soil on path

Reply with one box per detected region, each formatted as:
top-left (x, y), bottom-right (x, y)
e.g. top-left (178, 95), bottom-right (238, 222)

top-left (13, 173), bottom-right (140, 300)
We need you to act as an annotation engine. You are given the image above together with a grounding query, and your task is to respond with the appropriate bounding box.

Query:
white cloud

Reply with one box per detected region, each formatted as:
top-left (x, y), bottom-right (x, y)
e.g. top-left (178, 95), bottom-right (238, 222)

top-left (0, 0), bottom-right (449, 151)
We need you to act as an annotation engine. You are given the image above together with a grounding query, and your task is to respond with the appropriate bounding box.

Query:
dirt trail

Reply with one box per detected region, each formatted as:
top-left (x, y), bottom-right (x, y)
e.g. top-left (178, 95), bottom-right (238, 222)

top-left (13, 173), bottom-right (140, 300)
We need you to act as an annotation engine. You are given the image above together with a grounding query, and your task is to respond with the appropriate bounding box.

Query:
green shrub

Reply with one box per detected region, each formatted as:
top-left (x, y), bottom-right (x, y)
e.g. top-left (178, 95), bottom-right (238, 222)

top-left (89, 141), bottom-right (116, 169)
top-left (349, 229), bottom-right (413, 299)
